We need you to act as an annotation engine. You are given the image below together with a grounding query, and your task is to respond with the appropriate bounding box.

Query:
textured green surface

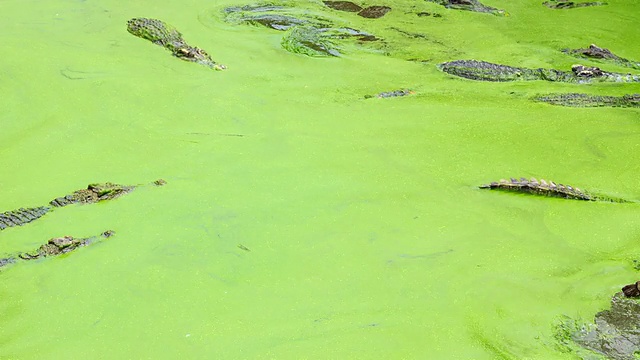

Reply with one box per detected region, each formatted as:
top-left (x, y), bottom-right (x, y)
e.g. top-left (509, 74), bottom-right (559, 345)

top-left (0, 0), bottom-right (639, 359)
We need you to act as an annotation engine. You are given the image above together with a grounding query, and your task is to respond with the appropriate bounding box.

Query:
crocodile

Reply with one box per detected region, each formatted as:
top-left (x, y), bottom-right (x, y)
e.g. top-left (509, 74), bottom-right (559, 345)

top-left (439, 59), bottom-right (640, 83)
top-left (364, 89), bottom-right (415, 99)
top-left (0, 207), bottom-right (51, 230)
top-left (479, 177), bottom-right (630, 203)
top-left (425, 0), bottom-right (507, 16)
top-left (49, 182), bottom-right (135, 207)
top-left (127, 18), bottom-right (226, 70)
top-left (543, 0), bottom-right (607, 9)
top-left (556, 292), bottom-right (640, 360)
top-left (0, 180), bottom-right (165, 231)
top-left (533, 93), bottom-right (640, 108)
top-left (563, 44), bottom-right (640, 70)
top-left (0, 231), bottom-right (115, 269)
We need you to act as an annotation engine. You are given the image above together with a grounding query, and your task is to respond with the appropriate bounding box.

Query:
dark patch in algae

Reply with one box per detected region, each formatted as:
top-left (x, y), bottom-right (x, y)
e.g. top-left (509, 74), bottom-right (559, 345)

top-left (357, 6), bottom-right (391, 19)
top-left (323, 1), bottom-right (363, 12)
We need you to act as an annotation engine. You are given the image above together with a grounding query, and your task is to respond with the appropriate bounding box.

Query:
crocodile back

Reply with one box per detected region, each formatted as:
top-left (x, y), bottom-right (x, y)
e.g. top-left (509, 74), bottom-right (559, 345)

top-left (127, 18), bottom-right (183, 47)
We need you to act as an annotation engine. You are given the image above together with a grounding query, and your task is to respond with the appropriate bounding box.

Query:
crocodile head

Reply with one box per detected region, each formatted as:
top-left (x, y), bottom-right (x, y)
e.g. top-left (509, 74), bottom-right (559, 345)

top-left (86, 182), bottom-right (135, 201)
top-left (173, 46), bottom-right (226, 70)
top-left (49, 236), bottom-right (78, 250)
top-left (32, 236), bottom-right (82, 257)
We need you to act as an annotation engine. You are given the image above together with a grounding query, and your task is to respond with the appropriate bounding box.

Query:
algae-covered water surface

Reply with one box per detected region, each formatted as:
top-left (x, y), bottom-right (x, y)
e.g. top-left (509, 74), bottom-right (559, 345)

top-left (1, 0), bottom-right (639, 358)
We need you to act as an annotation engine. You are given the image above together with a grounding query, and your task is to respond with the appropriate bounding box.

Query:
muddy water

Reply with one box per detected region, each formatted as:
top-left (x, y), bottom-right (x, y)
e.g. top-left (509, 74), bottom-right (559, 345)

top-left (1, 0), bottom-right (639, 358)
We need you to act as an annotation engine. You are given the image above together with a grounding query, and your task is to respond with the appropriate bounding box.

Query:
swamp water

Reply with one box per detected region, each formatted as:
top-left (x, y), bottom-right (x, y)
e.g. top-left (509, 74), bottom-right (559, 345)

top-left (1, 0), bottom-right (639, 358)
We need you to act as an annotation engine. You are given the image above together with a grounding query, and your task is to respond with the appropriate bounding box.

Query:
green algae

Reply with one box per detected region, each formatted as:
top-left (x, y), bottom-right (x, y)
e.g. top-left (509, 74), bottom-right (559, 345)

top-left (0, 0), bottom-right (639, 359)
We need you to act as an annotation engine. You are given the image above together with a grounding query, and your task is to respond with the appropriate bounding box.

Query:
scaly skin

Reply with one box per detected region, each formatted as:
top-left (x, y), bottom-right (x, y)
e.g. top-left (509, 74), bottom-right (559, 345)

top-left (0, 207), bottom-right (50, 230)
top-left (127, 18), bottom-right (226, 70)
top-left (127, 18), bottom-right (183, 47)
top-left (0, 180), bottom-right (165, 231)
top-left (557, 292), bottom-right (640, 360)
top-left (533, 93), bottom-right (640, 108)
top-left (479, 177), bottom-right (630, 203)
top-left (0, 231), bottom-right (115, 268)
top-left (439, 60), bottom-right (640, 83)
top-left (364, 89), bottom-right (415, 99)
top-left (49, 182), bottom-right (136, 207)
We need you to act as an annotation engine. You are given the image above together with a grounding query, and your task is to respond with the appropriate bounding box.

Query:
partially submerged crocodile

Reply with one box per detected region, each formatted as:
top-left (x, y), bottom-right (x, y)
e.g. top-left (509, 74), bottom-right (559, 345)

top-left (0, 180), bottom-right (165, 231)
top-left (364, 89), bottom-right (415, 99)
top-left (479, 177), bottom-right (630, 202)
top-left (426, 0), bottom-right (506, 16)
top-left (127, 18), bottom-right (226, 70)
top-left (563, 44), bottom-right (640, 70)
top-left (533, 93), bottom-right (640, 108)
top-left (543, 0), bottom-right (607, 9)
top-left (49, 182), bottom-right (136, 207)
top-left (0, 231), bottom-right (115, 269)
top-left (439, 59), bottom-right (640, 83)
top-left (556, 292), bottom-right (640, 360)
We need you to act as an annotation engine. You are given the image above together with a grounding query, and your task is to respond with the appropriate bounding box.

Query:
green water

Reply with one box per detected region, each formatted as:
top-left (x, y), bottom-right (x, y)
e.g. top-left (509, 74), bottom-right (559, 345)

top-left (1, 0), bottom-right (639, 358)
